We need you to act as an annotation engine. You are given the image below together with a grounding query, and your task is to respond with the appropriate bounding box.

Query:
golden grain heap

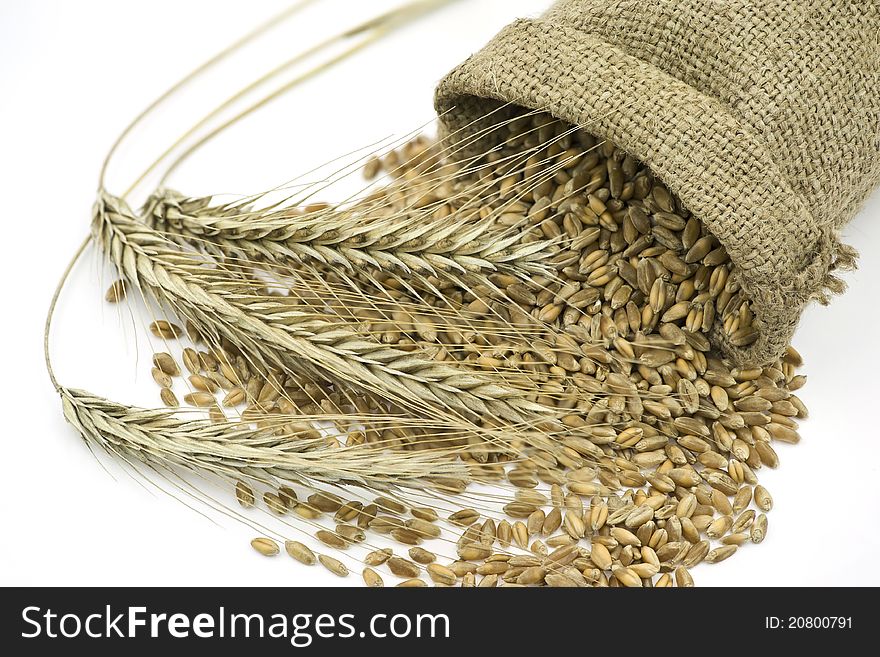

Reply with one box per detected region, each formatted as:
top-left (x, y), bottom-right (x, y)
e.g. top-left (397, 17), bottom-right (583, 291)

top-left (102, 110), bottom-right (807, 587)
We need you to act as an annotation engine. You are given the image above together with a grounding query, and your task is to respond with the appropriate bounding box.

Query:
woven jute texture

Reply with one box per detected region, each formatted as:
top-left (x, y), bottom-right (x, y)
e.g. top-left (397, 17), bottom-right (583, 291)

top-left (435, 0), bottom-right (880, 366)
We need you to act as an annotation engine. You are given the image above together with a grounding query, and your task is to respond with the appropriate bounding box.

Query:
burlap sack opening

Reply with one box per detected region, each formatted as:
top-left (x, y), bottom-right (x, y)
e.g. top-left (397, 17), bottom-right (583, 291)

top-left (435, 0), bottom-right (879, 366)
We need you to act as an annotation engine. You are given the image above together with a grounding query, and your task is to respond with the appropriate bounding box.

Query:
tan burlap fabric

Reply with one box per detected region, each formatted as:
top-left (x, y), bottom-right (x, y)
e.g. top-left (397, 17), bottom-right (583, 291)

top-left (435, 0), bottom-right (880, 365)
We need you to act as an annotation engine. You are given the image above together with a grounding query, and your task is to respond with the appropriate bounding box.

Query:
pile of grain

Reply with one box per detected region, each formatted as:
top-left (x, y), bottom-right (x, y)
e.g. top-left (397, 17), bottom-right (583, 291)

top-left (113, 111), bottom-right (806, 587)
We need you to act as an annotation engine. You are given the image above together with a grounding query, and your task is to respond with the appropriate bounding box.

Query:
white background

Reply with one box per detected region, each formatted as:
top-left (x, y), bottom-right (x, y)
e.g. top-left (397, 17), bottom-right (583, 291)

top-left (1, 0), bottom-right (878, 587)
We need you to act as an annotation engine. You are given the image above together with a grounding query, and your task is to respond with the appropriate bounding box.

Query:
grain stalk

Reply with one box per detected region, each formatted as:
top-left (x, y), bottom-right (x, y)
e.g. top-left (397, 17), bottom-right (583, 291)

top-left (92, 192), bottom-right (553, 428)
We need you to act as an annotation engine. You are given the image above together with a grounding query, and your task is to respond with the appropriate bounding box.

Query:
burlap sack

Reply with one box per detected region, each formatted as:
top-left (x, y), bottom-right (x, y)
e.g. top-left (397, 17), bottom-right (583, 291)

top-left (435, 0), bottom-right (880, 366)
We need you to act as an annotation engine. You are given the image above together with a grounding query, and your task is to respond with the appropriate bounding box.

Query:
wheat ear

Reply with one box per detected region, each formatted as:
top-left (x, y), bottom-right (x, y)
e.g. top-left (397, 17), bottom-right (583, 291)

top-left (93, 191), bottom-right (553, 429)
top-left (60, 388), bottom-right (470, 489)
top-left (144, 188), bottom-right (557, 281)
